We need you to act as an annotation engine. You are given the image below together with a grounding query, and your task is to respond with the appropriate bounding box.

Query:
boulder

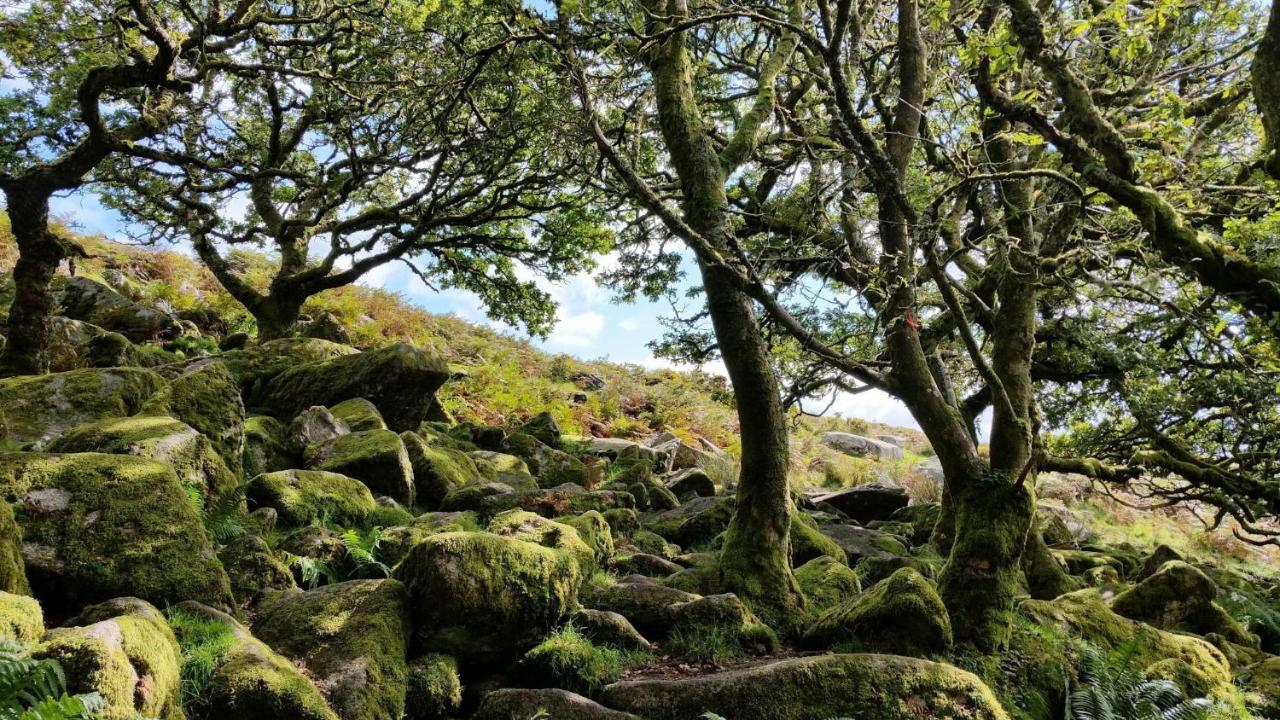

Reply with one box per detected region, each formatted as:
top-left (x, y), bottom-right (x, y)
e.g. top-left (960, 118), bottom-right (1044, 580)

top-left (247, 470), bottom-right (377, 528)
top-left (562, 511), bottom-right (616, 564)
top-left (140, 361), bottom-right (246, 476)
top-left (582, 577), bottom-right (697, 637)
top-left (400, 432), bottom-right (483, 510)
top-left (794, 556), bottom-right (860, 614)
top-left (254, 579), bottom-right (411, 720)
top-left (502, 432), bottom-right (588, 488)
top-left (279, 526), bottom-right (353, 584)
top-left (0, 591), bottom-right (42, 643)
top-left (644, 496), bottom-right (735, 547)
top-left (0, 367), bottom-right (164, 449)
top-left (811, 483), bottom-right (909, 523)
top-left (288, 407), bottom-right (351, 457)
top-left (520, 411), bottom-right (563, 447)
top-left (803, 567), bottom-right (951, 656)
top-left (664, 468), bottom-right (715, 499)
top-left (0, 452), bottom-right (231, 613)
top-left (610, 553), bottom-right (682, 578)
top-left (886, 503), bottom-right (940, 545)
top-left (306, 429), bottom-right (414, 507)
top-left (1243, 655), bottom-right (1280, 719)
top-left (223, 337), bottom-right (357, 391)
top-left (170, 601), bottom-right (339, 720)
top-left (47, 415), bottom-right (237, 502)
top-left (57, 276), bottom-right (180, 341)
top-left (38, 597), bottom-right (182, 720)
top-left (43, 317), bottom-right (125, 372)
top-left (405, 654), bottom-right (462, 720)
top-left (299, 312), bottom-right (351, 345)
top-left (443, 482), bottom-right (633, 519)
top-left (219, 535), bottom-right (296, 603)
top-left (243, 415), bottom-right (290, 478)
top-left (475, 689), bottom-right (640, 720)
top-left (818, 524), bottom-right (910, 563)
top-left (790, 513), bottom-right (847, 566)
top-left (256, 343), bottom-right (449, 432)
top-left (572, 608), bottom-right (652, 651)
top-left (605, 462), bottom-right (678, 512)
top-left (488, 510), bottom-right (597, 574)
top-left (877, 434), bottom-right (907, 448)
top-left (821, 431), bottom-right (905, 461)
top-left (0, 501), bottom-right (28, 596)
top-left (394, 531), bottom-right (581, 662)
top-left (1137, 543), bottom-right (1185, 580)
top-left (1111, 560), bottom-right (1256, 647)
top-left (329, 398), bottom-right (387, 432)
top-left (599, 654), bottom-right (1009, 720)
top-left (668, 594), bottom-right (777, 656)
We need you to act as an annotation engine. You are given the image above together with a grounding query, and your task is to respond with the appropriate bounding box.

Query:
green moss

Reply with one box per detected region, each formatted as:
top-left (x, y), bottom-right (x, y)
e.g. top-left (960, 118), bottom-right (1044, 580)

top-left (405, 654), bottom-right (462, 719)
top-left (522, 624), bottom-right (646, 694)
top-left (562, 511), bottom-right (615, 564)
top-left (0, 501), bottom-right (27, 595)
top-left (394, 531), bottom-right (582, 662)
top-left (0, 367), bottom-right (165, 448)
top-left (247, 470), bottom-right (376, 527)
top-left (218, 535), bottom-right (296, 603)
top-left (629, 529), bottom-right (678, 559)
top-left (606, 462), bottom-right (677, 511)
top-left (141, 362), bottom-right (246, 477)
top-left (0, 452), bottom-right (232, 613)
top-left (401, 431), bottom-right (482, 510)
top-left (306, 429), bottom-right (414, 506)
top-left (40, 597), bottom-right (183, 720)
top-left (803, 567), bottom-right (952, 656)
top-left (1242, 655), bottom-right (1280, 718)
top-left (242, 416), bottom-right (289, 479)
top-left (603, 508), bottom-right (640, 535)
top-left (489, 510), bottom-right (597, 574)
top-left (665, 594), bottom-right (778, 661)
top-left (170, 601), bottom-right (339, 720)
top-left (794, 556), bottom-right (860, 615)
top-left (790, 513), bottom-right (847, 566)
top-left (329, 398), bottom-right (387, 432)
top-left (168, 606), bottom-right (240, 715)
top-left (254, 579), bottom-right (410, 720)
top-left (0, 591), bottom-right (41, 643)
top-left (950, 617), bottom-right (1072, 720)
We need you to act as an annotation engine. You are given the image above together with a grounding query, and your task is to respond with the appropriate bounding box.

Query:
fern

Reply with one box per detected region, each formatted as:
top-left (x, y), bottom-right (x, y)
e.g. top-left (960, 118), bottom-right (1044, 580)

top-left (0, 642), bottom-right (104, 720)
top-left (341, 527), bottom-right (391, 579)
top-left (202, 486), bottom-right (248, 544)
top-left (283, 552), bottom-right (339, 589)
top-left (1064, 643), bottom-right (1216, 720)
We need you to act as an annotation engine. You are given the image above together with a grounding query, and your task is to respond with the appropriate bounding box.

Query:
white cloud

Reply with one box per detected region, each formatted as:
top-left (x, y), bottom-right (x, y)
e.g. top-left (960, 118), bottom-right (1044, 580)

top-left (618, 319), bottom-right (639, 331)
top-left (547, 310), bottom-right (605, 348)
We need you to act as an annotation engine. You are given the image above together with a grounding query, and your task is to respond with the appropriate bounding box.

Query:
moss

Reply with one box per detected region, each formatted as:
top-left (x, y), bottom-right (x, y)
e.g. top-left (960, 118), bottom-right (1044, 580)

top-left (803, 567), bottom-right (952, 656)
top-left (169, 601), bottom-right (339, 720)
top-left (562, 511), bottom-right (616, 564)
top-left (950, 617), bottom-right (1072, 720)
top-left (0, 591), bottom-right (41, 643)
top-left (405, 654), bottom-right (462, 720)
top-left (599, 653), bottom-right (1010, 720)
top-left (605, 462), bottom-right (677, 512)
top-left (581, 579), bottom-right (697, 638)
top-left (141, 362), bottom-right (246, 477)
top-left (1242, 655), bottom-right (1280, 718)
top-left (523, 624), bottom-right (643, 694)
top-left (629, 529), bottom-right (678, 559)
top-left (328, 397), bottom-right (387, 432)
top-left (40, 597), bottom-right (183, 720)
top-left (644, 496), bottom-right (736, 546)
top-left (48, 415), bottom-right (237, 502)
top-left (365, 502), bottom-right (414, 528)
top-left (255, 343), bottom-right (449, 432)
top-left (665, 594), bottom-right (778, 661)
top-left (401, 431), bottom-right (482, 510)
top-left (603, 508), bottom-right (640, 535)
top-left (243, 416), bottom-right (289, 479)
top-left (254, 579), bottom-right (410, 720)
top-left (0, 501), bottom-right (27, 595)
top-left (218, 535), bottom-right (296, 603)
top-left (794, 556), bottom-right (860, 615)
top-left (393, 531), bottom-right (582, 662)
top-left (789, 513), bottom-right (847, 566)
top-left (0, 367), bottom-right (165, 448)
top-left (489, 510), bottom-right (597, 574)
top-left (306, 429), bottom-right (414, 506)
top-left (0, 452), bottom-right (232, 613)
top-left (247, 470), bottom-right (377, 527)
top-left (1109, 560), bottom-right (1255, 647)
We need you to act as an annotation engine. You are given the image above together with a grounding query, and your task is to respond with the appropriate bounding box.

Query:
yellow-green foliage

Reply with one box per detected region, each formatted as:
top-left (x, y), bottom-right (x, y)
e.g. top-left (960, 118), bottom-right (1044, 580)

top-left (0, 502), bottom-right (28, 596)
top-left (522, 624), bottom-right (647, 694)
top-left (405, 654), bottom-right (462, 719)
top-left (803, 567), bottom-right (952, 657)
top-left (0, 592), bottom-right (42, 644)
top-left (246, 470), bottom-right (377, 528)
top-left (794, 556), bottom-right (860, 615)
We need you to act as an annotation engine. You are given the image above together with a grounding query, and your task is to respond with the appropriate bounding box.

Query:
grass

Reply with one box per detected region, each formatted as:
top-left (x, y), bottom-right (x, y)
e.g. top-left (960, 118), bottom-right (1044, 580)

top-left (523, 624), bottom-right (653, 694)
top-left (167, 607), bottom-right (238, 714)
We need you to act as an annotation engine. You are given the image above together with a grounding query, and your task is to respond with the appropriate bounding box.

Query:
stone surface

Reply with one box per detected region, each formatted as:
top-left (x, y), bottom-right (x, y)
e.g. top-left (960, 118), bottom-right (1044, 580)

top-left (821, 431), bottom-right (905, 460)
top-left (811, 483), bottom-right (909, 523)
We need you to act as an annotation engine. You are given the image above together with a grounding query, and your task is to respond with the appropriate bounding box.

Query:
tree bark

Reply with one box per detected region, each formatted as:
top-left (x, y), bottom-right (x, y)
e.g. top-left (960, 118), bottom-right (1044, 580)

top-left (251, 289), bottom-right (306, 342)
top-left (1256, 0), bottom-right (1280, 177)
top-left (0, 188), bottom-right (63, 377)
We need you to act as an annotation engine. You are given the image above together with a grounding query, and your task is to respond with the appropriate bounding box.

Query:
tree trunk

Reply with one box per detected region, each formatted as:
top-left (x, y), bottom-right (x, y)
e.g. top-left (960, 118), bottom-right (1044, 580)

top-left (0, 188), bottom-right (62, 377)
top-left (252, 290), bottom-right (306, 342)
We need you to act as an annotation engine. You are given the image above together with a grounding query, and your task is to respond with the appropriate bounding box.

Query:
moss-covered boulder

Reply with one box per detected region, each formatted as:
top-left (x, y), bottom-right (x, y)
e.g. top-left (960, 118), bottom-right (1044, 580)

top-left (243, 416), bottom-right (290, 478)
top-left (562, 511), bottom-right (616, 564)
top-left (306, 430), bottom-right (415, 507)
top-left (474, 688), bottom-right (641, 720)
top-left (401, 431), bottom-right (483, 510)
top-left (1242, 655), bottom-right (1280, 718)
top-left (0, 591), bottom-right (42, 643)
top-left (664, 468), bottom-right (715, 500)
top-left (141, 362), bottom-right (246, 477)
top-left (802, 567), bottom-right (951, 656)
top-left (247, 470), bottom-right (377, 528)
top-left (329, 398), bottom-right (387, 432)
top-left (56, 276), bottom-right (179, 342)
top-left (47, 416), bottom-right (237, 502)
top-left (605, 463), bottom-right (677, 512)
top-left (1111, 560), bottom-right (1257, 648)
top-left (170, 601), bottom-right (339, 720)
top-left (818, 524), bottom-right (910, 564)
top-left (277, 526), bottom-right (353, 584)
top-left (794, 556), bottom-right (860, 615)
top-left (38, 597), bottom-right (182, 720)
top-left (1137, 543), bottom-right (1184, 580)
top-left (572, 608), bottom-right (653, 651)
top-left (522, 625), bottom-right (631, 695)
top-left (254, 579), bottom-right (410, 720)
top-left (256, 343), bottom-right (449, 432)
top-left (0, 452), bottom-right (231, 613)
top-left (442, 482), bottom-right (633, 519)
top-left (599, 654), bottom-right (1009, 720)
top-left (790, 513), bottom-right (847, 566)
top-left (0, 367), bottom-right (164, 449)
top-left (627, 529), bottom-right (678, 559)
top-left (520, 411), bottom-right (563, 447)
top-left (668, 594), bottom-right (778, 657)
top-left (394, 531), bottom-right (581, 662)
top-left (489, 510), bottom-right (596, 574)
top-left (610, 552), bottom-right (682, 578)
top-left (218, 535), bottom-right (297, 603)
top-left (1020, 589), bottom-right (1234, 699)
top-left (287, 407), bottom-right (350, 457)
top-left (0, 501), bottom-right (28, 596)
top-left (644, 496), bottom-right (735, 547)
top-left (405, 654), bottom-right (462, 720)
top-left (581, 577), bottom-right (697, 637)
top-left (502, 433), bottom-right (588, 489)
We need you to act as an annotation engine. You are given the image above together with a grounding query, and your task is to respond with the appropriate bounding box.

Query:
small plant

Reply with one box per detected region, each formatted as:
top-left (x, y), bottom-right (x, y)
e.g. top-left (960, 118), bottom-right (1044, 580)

top-left (167, 608), bottom-right (237, 715)
top-left (341, 527), bottom-right (392, 579)
top-left (1064, 643), bottom-right (1217, 720)
top-left (201, 486), bottom-right (248, 545)
top-left (284, 553), bottom-right (339, 589)
top-left (522, 624), bottom-right (651, 694)
top-left (0, 641), bottom-right (104, 720)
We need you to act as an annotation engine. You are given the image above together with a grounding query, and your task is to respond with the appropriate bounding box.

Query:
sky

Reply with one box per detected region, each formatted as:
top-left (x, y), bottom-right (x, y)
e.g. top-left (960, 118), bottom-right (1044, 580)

top-left (47, 188), bottom-right (925, 430)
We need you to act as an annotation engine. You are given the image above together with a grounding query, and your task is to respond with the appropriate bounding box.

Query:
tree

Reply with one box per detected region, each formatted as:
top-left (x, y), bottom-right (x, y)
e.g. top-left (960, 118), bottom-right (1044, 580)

top-left (0, 0), bottom-right (260, 375)
top-left (104, 0), bottom-right (610, 340)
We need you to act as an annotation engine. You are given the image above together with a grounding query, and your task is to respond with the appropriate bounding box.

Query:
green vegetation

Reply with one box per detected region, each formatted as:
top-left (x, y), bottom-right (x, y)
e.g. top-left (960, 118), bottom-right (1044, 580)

top-left (0, 642), bottom-right (103, 720)
top-left (522, 624), bottom-right (651, 694)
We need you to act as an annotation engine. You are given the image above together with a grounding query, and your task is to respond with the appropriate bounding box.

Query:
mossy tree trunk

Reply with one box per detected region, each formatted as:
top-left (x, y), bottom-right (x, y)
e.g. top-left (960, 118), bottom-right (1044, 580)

top-left (0, 187), bottom-right (63, 377)
top-left (643, 0), bottom-right (802, 622)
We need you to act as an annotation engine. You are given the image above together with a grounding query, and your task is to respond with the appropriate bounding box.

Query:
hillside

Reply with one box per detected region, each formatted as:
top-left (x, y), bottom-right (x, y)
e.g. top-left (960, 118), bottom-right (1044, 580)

top-left (1, 219), bottom-right (1279, 720)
